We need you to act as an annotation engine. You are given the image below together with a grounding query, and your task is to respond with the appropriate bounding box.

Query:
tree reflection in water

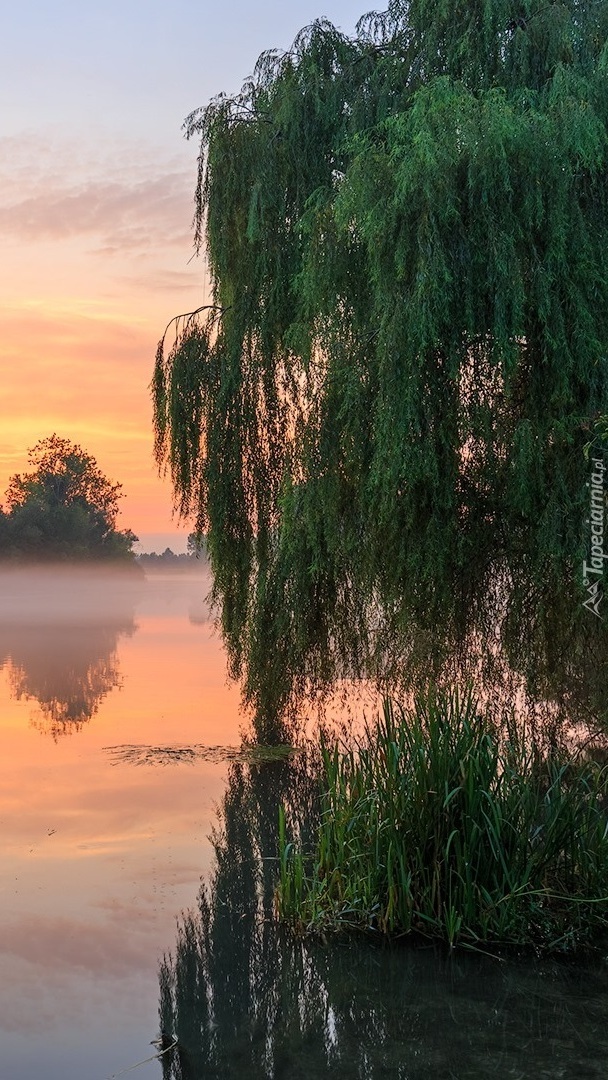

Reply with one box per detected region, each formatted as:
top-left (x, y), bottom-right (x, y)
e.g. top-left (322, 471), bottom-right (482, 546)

top-left (0, 566), bottom-right (138, 737)
top-left (0, 622), bottom-right (134, 737)
top-left (159, 754), bottom-right (608, 1079)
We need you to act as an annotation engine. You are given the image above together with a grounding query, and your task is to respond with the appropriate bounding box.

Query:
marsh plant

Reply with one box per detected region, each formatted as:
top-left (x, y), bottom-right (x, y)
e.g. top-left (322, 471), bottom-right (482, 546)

top-left (277, 688), bottom-right (608, 951)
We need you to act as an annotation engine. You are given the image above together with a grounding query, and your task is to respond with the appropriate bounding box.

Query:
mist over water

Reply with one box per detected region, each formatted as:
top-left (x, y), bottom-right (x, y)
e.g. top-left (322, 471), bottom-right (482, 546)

top-left (0, 562), bottom-right (144, 625)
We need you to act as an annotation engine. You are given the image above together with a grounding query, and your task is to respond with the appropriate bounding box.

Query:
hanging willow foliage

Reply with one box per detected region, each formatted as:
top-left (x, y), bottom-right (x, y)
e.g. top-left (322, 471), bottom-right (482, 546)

top-left (154, 1), bottom-right (608, 729)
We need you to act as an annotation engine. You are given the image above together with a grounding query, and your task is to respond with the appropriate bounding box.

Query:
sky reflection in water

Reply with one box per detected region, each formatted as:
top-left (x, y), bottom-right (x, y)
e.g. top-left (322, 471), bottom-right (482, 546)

top-left (0, 565), bottom-right (241, 1080)
top-left (0, 566), bottom-right (607, 1079)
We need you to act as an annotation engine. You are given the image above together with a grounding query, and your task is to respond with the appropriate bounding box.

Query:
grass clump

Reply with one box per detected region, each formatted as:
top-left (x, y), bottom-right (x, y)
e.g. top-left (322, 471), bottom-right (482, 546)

top-left (276, 687), bottom-right (608, 951)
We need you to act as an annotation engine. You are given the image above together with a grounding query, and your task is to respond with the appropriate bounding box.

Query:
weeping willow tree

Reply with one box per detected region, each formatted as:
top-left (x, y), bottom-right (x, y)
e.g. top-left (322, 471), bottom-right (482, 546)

top-left (154, 0), bottom-right (608, 729)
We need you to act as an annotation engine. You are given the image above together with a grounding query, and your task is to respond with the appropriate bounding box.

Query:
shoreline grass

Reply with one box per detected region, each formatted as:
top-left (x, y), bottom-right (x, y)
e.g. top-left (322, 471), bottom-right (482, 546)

top-left (276, 687), bottom-right (608, 952)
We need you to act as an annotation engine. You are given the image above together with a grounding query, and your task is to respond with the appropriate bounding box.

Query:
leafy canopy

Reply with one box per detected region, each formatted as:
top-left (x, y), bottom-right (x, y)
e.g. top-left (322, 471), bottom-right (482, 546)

top-left (154, 1), bottom-right (608, 726)
top-left (0, 435), bottom-right (137, 561)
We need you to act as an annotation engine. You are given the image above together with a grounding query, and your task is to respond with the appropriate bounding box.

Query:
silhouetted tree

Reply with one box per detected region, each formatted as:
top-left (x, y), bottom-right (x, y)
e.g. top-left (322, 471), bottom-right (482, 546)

top-left (0, 435), bottom-right (137, 561)
top-left (186, 531), bottom-right (205, 558)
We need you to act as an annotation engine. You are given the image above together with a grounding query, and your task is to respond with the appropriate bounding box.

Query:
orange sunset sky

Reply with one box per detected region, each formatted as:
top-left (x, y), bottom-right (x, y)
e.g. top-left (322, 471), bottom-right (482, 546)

top-left (1, 0), bottom-right (359, 552)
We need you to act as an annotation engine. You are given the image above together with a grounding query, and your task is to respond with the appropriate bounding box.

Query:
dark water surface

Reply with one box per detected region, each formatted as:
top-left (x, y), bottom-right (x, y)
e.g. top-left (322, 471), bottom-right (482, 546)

top-left (163, 929), bottom-right (608, 1079)
top-left (0, 567), bottom-right (606, 1080)
top-left (159, 753), bottom-right (608, 1080)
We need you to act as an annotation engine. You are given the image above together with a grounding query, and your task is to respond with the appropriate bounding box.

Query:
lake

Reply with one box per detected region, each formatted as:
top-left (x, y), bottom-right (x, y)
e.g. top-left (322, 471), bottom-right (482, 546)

top-left (0, 566), bottom-right (607, 1080)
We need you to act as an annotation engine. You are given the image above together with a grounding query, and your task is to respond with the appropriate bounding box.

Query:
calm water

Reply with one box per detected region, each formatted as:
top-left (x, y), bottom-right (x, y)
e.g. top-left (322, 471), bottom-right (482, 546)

top-left (0, 565), bottom-right (241, 1080)
top-left (0, 567), bottom-right (607, 1080)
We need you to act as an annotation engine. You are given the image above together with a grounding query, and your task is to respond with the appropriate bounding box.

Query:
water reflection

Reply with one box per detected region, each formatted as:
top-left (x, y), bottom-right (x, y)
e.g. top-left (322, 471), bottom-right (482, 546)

top-left (0, 566), bottom-right (138, 736)
top-left (160, 755), bottom-right (608, 1079)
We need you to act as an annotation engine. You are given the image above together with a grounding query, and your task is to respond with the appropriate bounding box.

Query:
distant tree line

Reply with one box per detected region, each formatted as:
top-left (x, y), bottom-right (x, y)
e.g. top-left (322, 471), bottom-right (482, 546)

top-left (136, 533), bottom-right (207, 568)
top-left (0, 435), bottom-right (137, 562)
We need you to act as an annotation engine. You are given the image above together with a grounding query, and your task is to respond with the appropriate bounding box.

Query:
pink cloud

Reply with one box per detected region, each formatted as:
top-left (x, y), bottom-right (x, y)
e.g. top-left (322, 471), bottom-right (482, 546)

top-left (0, 173), bottom-right (192, 251)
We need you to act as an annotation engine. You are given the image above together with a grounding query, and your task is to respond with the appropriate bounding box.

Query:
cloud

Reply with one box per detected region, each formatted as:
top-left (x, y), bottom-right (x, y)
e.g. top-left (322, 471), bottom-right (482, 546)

top-left (0, 173), bottom-right (193, 252)
top-left (117, 266), bottom-right (205, 294)
top-left (0, 131), bottom-right (198, 254)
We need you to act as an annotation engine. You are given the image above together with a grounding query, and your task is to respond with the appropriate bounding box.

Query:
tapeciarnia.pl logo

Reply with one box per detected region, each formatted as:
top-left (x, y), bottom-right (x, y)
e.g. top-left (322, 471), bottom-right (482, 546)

top-left (582, 457), bottom-right (606, 619)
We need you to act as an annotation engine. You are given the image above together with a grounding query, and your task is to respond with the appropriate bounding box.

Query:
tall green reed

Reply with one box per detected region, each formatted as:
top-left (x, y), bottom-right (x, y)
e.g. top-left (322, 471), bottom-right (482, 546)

top-left (276, 687), bottom-right (608, 950)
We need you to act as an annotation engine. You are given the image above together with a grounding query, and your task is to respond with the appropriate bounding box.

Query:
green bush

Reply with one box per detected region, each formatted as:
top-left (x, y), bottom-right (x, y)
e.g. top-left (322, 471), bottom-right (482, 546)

top-left (277, 687), bottom-right (608, 951)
